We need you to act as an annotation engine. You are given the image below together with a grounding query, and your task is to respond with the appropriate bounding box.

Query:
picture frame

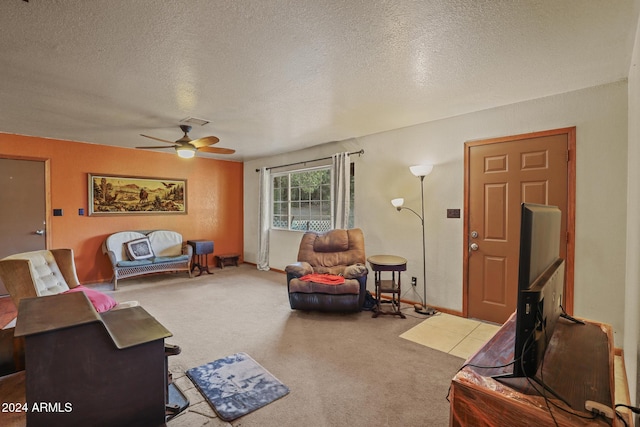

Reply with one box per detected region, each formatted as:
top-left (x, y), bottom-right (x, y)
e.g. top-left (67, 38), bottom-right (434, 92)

top-left (88, 174), bottom-right (187, 215)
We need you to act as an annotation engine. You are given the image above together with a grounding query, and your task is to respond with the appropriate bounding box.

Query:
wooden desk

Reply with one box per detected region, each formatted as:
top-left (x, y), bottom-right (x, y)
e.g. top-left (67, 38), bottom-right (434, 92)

top-left (14, 292), bottom-right (173, 427)
top-left (449, 313), bottom-right (620, 427)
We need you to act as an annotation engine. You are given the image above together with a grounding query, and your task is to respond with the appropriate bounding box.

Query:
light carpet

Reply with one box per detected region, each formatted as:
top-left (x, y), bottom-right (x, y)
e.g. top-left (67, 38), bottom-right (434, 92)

top-left (92, 265), bottom-right (465, 427)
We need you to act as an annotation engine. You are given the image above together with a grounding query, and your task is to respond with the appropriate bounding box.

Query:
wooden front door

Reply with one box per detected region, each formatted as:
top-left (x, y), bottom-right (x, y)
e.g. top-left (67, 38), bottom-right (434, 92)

top-left (464, 128), bottom-right (575, 324)
top-left (0, 158), bottom-right (48, 295)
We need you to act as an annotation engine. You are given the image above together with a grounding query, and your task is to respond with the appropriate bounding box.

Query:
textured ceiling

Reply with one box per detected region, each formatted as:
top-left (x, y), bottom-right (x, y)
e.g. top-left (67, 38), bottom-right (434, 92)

top-left (0, 0), bottom-right (637, 160)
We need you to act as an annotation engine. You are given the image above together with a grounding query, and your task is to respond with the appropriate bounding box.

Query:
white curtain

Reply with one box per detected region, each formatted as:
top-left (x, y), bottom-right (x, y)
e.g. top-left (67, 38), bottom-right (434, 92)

top-left (257, 167), bottom-right (271, 271)
top-left (332, 152), bottom-right (351, 229)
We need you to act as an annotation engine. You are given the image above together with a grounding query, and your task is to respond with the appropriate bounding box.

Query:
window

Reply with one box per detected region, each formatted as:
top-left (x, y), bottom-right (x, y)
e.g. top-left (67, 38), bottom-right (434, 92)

top-left (272, 165), bottom-right (355, 232)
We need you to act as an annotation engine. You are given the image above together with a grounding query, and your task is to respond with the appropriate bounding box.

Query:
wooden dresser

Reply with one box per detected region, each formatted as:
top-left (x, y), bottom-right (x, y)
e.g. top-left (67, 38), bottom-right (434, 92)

top-left (449, 313), bottom-right (627, 426)
top-left (12, 292), bottom-right (173, 427)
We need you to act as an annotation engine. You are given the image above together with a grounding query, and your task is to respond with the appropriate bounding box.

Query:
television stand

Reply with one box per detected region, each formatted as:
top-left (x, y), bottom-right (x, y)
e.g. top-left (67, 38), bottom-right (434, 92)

top-left (449, 313), bottom-right (622, 426)
top-left (491, 307), bottom-right (587, 409)
top-left (492, 372), bottom-right (571, 408)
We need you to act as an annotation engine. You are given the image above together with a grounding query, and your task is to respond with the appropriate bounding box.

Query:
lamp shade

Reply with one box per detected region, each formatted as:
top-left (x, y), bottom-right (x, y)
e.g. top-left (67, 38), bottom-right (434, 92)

top-left (176, 146), bottom-right (196, 158)
top-left (391, 198), bottom-right (405, 208)
top-left (409, 164), bottom-right (434, 177)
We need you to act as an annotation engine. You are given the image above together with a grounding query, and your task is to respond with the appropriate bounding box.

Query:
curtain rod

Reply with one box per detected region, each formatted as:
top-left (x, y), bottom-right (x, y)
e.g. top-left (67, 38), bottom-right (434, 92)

top-left (255, 149), bottom-right (364, 172)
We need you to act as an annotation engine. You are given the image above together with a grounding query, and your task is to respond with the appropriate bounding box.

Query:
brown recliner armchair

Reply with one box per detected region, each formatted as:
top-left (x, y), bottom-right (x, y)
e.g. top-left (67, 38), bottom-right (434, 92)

top-left (285, 228), bottom-right (368, 312)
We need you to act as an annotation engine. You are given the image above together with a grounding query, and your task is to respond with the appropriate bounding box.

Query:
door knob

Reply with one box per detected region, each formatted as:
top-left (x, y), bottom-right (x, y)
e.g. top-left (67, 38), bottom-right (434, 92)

top-left (470, 243), bottom-right (479, 251)
top-left (34, 229), bottom-right (45, 236)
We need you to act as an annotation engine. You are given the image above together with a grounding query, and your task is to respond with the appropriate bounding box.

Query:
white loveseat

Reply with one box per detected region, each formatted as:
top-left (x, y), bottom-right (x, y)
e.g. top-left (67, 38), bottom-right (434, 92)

top-left (102, 230), bottom-right (192, 289)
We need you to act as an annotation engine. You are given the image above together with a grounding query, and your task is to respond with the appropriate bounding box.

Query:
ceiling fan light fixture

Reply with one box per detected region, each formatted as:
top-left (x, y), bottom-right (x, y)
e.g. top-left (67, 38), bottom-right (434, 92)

top-left (176, 145), bottom-right (196, 158)
top-left (138, 125), bottom-right (233, 157)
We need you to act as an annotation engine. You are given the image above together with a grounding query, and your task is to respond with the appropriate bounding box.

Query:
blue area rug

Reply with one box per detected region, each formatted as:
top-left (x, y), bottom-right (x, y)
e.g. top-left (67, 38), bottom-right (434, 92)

top-left (186, 352), bottom-right (290, 421)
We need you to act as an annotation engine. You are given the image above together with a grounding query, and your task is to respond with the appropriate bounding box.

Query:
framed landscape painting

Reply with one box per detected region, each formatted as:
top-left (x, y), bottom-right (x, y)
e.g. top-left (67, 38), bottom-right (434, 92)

top-left (89, 174), bottom-right (187, 215)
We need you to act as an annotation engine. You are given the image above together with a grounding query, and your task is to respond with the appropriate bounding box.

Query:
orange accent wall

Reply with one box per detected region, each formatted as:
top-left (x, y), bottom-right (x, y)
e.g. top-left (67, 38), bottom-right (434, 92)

top-left (0, 132), bottom-right (243, 284)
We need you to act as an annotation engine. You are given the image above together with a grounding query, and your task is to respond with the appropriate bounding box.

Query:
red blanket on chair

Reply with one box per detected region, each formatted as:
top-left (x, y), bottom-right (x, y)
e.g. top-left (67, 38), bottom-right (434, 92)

top-left (298, 273), bottom-right (345, 285)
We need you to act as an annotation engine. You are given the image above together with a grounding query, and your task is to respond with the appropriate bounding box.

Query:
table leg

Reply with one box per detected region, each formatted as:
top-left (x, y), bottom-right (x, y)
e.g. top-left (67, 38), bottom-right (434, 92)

top-left (372, 270), bottom-right (406, 318)
top-left (372, 270), bottom-right (381, 318)
top-left (191, 254), bottom-right (212, 276)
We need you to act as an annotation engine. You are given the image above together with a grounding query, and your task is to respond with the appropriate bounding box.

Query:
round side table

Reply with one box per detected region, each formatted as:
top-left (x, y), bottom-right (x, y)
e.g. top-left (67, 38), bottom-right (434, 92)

top-left (367, 255), bottom-right (407, 319)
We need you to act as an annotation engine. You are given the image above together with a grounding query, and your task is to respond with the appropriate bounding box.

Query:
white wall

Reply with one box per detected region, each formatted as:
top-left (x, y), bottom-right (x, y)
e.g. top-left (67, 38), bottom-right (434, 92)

top-left (244, 81), bottom-right (629, 346)
top-left (625, 9), bottom-right (640, 404)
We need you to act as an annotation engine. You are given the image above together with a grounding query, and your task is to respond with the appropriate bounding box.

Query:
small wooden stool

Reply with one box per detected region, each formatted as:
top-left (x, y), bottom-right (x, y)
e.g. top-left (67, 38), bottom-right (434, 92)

top-left (216, 253), bottom-right (240, 269)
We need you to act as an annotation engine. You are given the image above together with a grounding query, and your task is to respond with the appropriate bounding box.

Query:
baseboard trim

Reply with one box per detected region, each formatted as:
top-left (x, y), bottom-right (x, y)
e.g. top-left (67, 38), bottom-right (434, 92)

top-left (373, 293), bottom-right (463, 317)
top-left (242, 261), bottom-right (285, 274)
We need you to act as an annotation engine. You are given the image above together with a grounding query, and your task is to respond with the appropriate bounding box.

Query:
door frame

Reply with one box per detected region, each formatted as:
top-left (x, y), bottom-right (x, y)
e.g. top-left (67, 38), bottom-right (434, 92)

top-left (462, 127), bottom-right (576, 318)
top-left (0, 155), bottom-right (52, 250)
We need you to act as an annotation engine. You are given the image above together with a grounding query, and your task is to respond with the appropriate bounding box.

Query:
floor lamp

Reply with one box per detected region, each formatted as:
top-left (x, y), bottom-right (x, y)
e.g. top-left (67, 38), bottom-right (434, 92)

top-left (391, 164), bottom-right (436, 316)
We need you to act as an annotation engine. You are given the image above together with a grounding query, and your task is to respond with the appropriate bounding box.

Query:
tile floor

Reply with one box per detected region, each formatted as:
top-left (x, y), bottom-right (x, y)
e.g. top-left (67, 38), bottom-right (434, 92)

top-left (400, 312), bottom-right (501, 360)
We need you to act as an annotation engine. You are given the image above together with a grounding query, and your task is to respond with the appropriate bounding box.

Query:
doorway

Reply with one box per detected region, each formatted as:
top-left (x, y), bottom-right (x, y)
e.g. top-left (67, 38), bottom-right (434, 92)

top-left (463, 128), bottom-right (575, 324)
top-left (0, 157), bottom-right (49, 295)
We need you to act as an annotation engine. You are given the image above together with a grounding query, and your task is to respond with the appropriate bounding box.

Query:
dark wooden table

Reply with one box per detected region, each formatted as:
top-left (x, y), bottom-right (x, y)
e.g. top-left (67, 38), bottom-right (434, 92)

top-left (188, 240), bottom-right (214, 276)
top-left (14, 292), bottom-right (174, 427)
top-left (367, 255), bottom-right (407, 319)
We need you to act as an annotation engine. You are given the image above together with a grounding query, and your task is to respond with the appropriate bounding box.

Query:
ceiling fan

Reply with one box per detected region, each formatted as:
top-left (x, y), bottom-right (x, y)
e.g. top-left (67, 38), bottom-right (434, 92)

top-left (137, 125), bottom-right (235, 158)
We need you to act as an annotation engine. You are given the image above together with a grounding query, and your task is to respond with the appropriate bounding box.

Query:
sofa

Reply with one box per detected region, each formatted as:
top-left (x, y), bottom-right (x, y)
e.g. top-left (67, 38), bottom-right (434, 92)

top-left (285, 228), bottom-right (368, 312)
top-left (0, 248), bottom-right (137, 312)
top-left (103, 230), bottom-right (192, 289)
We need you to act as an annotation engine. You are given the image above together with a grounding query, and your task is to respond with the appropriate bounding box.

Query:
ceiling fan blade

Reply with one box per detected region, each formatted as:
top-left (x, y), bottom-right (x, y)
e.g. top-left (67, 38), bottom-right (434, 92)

top-left (198, 146), bottom-right (236, 155)
top-left (136, 145), bottom-right (177, 149)
top-left (140, 134), bottom-right (177, 144)
top-left (190, 136), bottom-right (220, 148)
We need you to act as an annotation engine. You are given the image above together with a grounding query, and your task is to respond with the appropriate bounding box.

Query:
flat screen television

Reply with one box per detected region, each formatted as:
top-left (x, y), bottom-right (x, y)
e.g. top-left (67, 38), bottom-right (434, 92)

top-left (512, 203), bottom-right (565, 378)
top-left (513, 257), bottom-right (565, 377)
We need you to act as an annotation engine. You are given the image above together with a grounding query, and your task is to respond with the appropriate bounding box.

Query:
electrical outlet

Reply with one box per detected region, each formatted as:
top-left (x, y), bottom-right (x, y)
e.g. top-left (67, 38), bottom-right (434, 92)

top-left (447, 209), bottom-right (461, 218)
top-left (411, 277), bottom-right (417, 286)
